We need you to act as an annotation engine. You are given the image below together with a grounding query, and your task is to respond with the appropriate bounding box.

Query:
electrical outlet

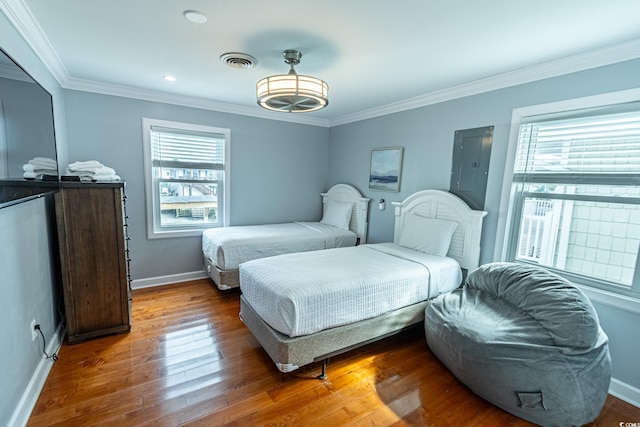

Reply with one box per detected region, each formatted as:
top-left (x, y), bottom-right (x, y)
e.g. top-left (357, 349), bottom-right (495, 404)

top-left (30, 319), bottom-right (38, 341)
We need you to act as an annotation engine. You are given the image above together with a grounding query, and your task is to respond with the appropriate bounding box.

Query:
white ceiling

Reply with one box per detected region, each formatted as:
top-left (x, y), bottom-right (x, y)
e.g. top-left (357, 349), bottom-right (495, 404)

top-left (7, 0), bottom-right (640, 126)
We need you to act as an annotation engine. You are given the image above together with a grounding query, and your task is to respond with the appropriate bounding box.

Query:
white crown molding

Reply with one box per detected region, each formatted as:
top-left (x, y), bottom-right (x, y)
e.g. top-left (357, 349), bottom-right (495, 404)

top-left (0, 0), bottom-right (70, 84)
top-left (4, 0), bottom-right (640, 129)
top-left (329, 37), bottom-right (640, 127)
top-left (65, 76), bottom-right (331, 127)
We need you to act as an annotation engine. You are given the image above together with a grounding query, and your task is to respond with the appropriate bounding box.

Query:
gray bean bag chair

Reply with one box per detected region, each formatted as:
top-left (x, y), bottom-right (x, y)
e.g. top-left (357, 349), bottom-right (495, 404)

top-left (424, 262), bottom-right (611, 427)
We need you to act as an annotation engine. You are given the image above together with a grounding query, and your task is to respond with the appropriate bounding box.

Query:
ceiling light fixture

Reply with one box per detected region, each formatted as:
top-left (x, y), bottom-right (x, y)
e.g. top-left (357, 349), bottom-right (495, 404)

top-left (256, 49), bottom-right (328, 113)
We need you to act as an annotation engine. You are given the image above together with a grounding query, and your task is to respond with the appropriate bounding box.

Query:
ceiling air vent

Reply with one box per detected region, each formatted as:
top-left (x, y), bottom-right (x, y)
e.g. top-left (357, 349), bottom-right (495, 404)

top-left (220, 52), bottom-right (257, 69)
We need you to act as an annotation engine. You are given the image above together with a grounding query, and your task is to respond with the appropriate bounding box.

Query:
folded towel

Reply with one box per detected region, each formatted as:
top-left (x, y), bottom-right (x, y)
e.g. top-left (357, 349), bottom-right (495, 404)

top-left (65, 160), bottom-right (120, 182)
top-left (65, 166), bottom-right (117, 176)
top-left (67, 160), bottom-right (104, 171)
top-left (28, 157), bottom-right (57, 169)
top-left (67, 165), bottom-right (108, 173)
top-left (23, 171), bottom-right (42, 180)
top-left (31, 156), bottom-right (56, 163)
top-left (79, 174), bottom-right (121, 182)
top-left (94, 175), bottom-right (121, 182)
top-left (23, 169), bottom-right (57, 178)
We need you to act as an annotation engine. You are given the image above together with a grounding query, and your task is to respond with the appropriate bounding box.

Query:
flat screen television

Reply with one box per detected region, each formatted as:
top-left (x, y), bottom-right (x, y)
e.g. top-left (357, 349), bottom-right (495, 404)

top-left (0, 46), bottom-right (59, 208)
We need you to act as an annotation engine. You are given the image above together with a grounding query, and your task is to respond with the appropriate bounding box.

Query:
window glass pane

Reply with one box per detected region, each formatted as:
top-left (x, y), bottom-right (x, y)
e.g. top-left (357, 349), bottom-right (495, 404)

top-left (153, 166), bottom-right (223, 181)
top-left (521, 182), bottom-right (640, 198)
top-left (515, 193), bottom-right (640, 286)
top-left (158, 181), bottom-right (219, 227)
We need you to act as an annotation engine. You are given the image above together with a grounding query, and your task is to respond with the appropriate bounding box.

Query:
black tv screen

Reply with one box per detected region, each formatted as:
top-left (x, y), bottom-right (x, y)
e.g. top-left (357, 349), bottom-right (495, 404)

top-left (0, 47), bottom-right (58, 207)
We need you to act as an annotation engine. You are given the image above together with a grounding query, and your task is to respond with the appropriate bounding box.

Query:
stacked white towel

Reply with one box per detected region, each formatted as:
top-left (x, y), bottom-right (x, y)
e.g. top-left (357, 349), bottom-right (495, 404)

top-left (66, 160), bottom-right (121, 182)
top-left (23, 157), bottom-right (58, 179)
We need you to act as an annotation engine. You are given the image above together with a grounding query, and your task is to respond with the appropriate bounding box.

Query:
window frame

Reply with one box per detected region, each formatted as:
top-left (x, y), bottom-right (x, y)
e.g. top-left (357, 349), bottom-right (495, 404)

top-left (142, 118), bottom-right (230, 239)
top-left (497, 88), bottom-right (640, 308)
top-left (0, 100), bottom-right (7, 178)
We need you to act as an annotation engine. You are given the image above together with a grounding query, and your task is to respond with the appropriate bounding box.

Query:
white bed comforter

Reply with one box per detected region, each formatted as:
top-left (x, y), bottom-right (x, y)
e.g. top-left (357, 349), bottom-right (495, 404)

top-left (202, 222), bottom-right (357, 270)
top-left (240, 243), bottom-right (462, 337)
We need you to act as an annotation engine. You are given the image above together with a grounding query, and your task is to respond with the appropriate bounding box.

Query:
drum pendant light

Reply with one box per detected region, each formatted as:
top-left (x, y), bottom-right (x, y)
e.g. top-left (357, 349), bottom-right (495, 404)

top-left (256, 49), bottom-right (329, 113)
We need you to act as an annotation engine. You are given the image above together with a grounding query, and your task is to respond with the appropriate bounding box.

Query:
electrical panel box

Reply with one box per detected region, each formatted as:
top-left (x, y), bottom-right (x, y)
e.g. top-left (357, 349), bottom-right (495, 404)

top-left (450, 126), bottom-right (493, 210)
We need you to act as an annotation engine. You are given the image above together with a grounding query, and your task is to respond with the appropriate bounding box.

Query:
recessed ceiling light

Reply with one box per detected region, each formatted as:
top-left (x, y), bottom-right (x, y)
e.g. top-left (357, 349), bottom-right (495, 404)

top-left (183, 10), bottom-right (207, 24)
top-left (163, 75), bottom-right (176, 82)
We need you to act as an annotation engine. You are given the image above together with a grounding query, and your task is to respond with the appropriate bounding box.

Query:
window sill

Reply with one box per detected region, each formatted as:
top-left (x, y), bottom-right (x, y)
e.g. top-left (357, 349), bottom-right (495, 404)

top-left (575, 283), bottom-right (640, 315)
top-left (147, 228), bottom-right (208, 239)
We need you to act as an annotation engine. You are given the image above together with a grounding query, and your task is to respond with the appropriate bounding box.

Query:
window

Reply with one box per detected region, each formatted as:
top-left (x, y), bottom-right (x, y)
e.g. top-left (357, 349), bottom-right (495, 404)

top-left (503, 96), bottom-right (640, 298)
top-left (142, 118), bottom-right (230, 239)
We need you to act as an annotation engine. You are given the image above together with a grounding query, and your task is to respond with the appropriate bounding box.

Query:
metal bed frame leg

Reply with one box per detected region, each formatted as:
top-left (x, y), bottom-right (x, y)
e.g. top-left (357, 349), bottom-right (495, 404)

top-left (318, 358), bottom-right (329, 380)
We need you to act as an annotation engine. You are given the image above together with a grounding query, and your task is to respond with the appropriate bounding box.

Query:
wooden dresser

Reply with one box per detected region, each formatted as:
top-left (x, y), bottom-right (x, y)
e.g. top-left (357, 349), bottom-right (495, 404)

top-left (55, 182), bottom-right (131, 344)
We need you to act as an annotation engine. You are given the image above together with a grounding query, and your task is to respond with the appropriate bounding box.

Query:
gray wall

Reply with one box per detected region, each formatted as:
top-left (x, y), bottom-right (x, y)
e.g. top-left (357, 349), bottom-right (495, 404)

top-left (62, 90), bottom-right (330, 280)
top-left (0, 10), bottom-right (67, 426)
top-left (0, 197), bottom-right (60, 423)
top-left (2, 4), bottom-right (640, 422)
top-left (328, 58), bottom-right (640, 391)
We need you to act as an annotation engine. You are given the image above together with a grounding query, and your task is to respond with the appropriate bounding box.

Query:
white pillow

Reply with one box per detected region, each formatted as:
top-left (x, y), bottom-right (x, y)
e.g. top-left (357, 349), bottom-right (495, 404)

top-left (321, 200), bottom-right (354, 230)
top-left (399, 214), bottom-right (458, 256)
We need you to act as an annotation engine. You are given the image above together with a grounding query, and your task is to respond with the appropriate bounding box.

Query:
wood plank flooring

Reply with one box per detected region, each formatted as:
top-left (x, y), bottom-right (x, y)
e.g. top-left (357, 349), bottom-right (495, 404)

top-left (29, 279), bottom-right (639, 426)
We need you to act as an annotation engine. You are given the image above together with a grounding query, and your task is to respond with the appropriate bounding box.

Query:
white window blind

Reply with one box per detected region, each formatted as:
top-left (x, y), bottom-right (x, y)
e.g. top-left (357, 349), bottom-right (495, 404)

top-left (151, 126), bottom-right (225, 170)
top-left (515, 111), bottom-right (640, 175)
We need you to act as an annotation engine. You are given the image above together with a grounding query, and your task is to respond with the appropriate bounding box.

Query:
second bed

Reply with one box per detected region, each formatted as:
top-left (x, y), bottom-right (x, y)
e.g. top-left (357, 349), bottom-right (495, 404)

top-left (202, 183), bottom-right (370, 290)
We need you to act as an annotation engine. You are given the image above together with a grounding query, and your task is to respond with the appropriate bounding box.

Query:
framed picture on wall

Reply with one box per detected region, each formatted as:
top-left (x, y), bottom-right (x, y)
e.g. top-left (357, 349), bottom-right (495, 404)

top-left (369, 147), bottom-right (404, 192)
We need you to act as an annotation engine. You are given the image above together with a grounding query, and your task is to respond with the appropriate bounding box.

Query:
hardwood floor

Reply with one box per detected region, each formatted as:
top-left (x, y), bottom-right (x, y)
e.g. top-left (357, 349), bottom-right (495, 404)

top-left (29, 279), bottom-right (639, 426)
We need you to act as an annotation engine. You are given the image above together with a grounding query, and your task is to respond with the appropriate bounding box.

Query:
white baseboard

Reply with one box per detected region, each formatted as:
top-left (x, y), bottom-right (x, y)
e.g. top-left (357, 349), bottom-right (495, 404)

top-left (131, 270), bottom-right (208, 290)
top-left (610, 377), bottom-right (640, 409)
top-left (10, 322), bottom-right (65, 427)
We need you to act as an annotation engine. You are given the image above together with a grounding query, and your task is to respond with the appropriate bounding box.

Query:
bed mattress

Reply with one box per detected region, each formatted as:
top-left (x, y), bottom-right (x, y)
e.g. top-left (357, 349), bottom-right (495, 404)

top-left (240, 243), bottom-right (462, 337)
top-left (202, 222), bottom-right (357, 270)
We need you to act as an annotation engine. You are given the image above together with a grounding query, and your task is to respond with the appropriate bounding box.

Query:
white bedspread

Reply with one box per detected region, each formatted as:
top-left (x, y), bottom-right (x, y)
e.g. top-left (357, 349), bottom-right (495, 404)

top-left (202, 222), bottom-right (357, 270)
top-left (240, 243), bottom-right (462, 337)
